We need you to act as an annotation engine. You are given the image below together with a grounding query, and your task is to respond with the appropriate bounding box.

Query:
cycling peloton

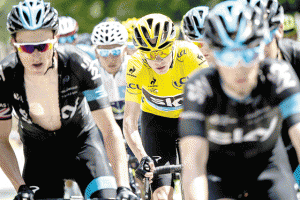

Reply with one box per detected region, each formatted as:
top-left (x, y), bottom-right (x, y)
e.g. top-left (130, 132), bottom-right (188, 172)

top-left (0, 0), bottom-right (138, 199)
top-left (241, 0), bottom-right (300, 179)
top-left (181, 6), bottom-right (214, 65)
top-left (180, 1), bottom-right (300, 199)
top-left (90, 21), bottom-right (142, 197)
top-left (123, 13), bottom-right (209, 200)
top-left (122, 18), bottom-right (139, 56)
top-left (57, 16), bottom-right (96, 60)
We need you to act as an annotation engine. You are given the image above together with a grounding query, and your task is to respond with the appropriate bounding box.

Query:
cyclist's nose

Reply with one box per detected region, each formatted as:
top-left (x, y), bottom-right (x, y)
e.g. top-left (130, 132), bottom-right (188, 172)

top-left (31, 49), bottom-right (42, 57)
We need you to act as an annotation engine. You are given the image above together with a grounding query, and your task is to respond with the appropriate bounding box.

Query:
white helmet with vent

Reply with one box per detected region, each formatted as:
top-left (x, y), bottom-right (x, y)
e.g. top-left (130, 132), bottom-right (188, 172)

top-left (91, 22), bottom-right (128, 45)
top-left (58, 16), bottom-right (78, 36)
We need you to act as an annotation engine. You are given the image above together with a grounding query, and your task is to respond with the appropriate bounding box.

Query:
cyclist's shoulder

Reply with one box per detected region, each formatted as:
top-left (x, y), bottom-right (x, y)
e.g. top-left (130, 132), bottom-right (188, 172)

top-left (260, 58), bottom-right (295, 76)
top-left (57, 44), bottom-right (93, 70)
top-left (173, 40), bottom-right (205, 63)
top-left (187, 66), bottom-right (217, 84)
top-left (278, 38), bottom-right (300, 61)
top-left (57, 44), bottom-right (92, 64)
top-left (278, 38), bottom-right (300, 49)
top-left (0, 53), bottom-right (20, 80)
top-left (174, 40), bottom-right (201, 55)
top-left (126, 52), bottom-right (148, 74)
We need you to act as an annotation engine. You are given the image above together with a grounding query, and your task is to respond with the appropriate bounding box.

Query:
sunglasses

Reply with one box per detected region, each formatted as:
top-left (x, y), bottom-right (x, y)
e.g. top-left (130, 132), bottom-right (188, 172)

top-left (58, 34), bottom-right (77, 44)
top-left (14, 39), bottom-right (56, 54)
top-left (141, 44), bottom-right (173, 60)
top-left (214, 46), bottom-right (263, 68)
top-left (96, 46), bottom-right (126, 57)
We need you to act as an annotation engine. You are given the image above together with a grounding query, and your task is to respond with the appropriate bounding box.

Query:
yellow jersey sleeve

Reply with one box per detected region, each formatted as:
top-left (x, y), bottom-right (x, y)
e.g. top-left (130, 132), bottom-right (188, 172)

top-left (125, 55), bottom-right (144, 104)
top-left (184, 42), bottom-right (209, 76)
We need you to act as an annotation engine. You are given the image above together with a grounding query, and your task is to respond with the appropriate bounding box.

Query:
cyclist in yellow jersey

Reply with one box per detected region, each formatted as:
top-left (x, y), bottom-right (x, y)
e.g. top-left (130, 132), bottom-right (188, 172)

top-left (123, 13), bottom-right (208, 200)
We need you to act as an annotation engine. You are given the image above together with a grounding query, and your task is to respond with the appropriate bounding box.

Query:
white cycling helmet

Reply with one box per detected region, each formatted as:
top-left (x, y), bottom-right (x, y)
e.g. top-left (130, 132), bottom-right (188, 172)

top-left (58, 16), bottom-right (78, 36)
top-left (91, 22), bottom-right (128, 45)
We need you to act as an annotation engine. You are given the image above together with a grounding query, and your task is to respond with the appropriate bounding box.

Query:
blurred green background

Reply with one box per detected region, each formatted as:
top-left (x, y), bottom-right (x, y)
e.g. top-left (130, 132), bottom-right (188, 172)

top-left (0, 0), bottom-right (299, 44)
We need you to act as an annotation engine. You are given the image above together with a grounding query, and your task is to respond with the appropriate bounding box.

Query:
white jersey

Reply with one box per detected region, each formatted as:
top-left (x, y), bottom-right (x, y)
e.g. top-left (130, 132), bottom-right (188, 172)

top-left (91, 56), bottom-right (130, 120)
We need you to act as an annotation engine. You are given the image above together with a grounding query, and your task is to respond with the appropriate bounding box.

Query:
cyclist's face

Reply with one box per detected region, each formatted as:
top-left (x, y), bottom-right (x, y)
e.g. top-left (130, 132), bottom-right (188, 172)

top-left (264, 37), bottom-right (278, 59)
top-left (96, 44), bottom-right (127, 76)
top-left (14, 29), bottom-right (56, 75)
top-left (218, 61), bottom-right (260, 98)
top-left (146, 52), bottom-right (173, 75)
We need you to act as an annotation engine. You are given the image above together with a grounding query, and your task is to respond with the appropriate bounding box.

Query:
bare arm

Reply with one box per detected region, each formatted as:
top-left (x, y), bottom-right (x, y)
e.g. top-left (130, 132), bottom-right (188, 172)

top-left (0, 119), bottom-right (25, 191)
top-left (289, 122), bottom-right (300, 165)
top-left (180, 136), bottom-right (209, 200)
top-left (92, 107), bottom-right (130, 188)
top-left (122, 101), bottom-right (147, 162)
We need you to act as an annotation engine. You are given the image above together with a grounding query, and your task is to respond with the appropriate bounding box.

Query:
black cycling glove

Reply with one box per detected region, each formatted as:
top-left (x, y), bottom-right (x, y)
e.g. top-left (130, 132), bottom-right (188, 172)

top-left (117, 186), bottom-right (139, 200)
top-left (14, 185), bottom-right (37, 200)
top-left (135, 156), bottom-right (153, 180)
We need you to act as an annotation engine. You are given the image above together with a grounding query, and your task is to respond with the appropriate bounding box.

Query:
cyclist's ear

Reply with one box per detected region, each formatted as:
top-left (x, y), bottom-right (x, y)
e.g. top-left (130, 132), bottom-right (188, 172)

top-left (10, 37), bottom-right (18, 53)
top-left (276, 23), bottom-right (284, 39)
top-left (124, 45), bottom-right (128, 55)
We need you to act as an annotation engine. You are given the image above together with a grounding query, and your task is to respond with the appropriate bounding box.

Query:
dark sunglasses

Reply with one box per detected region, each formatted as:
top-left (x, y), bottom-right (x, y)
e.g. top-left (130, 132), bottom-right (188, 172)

top-left (14, 39), bottom-right (56, 54)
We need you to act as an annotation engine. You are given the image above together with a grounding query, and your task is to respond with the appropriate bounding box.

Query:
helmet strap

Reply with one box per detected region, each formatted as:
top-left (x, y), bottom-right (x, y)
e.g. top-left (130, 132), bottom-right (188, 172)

top-left (44, 50), bottom-right (56, 75)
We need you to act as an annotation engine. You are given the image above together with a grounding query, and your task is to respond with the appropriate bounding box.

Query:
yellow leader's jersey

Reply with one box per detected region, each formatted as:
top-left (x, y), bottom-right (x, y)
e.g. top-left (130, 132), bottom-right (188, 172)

top-left (125, 40), bottom-right (209, 118)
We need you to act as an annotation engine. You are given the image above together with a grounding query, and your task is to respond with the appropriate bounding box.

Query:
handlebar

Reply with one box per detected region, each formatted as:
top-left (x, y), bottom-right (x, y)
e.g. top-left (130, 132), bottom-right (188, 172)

top-left (153, 164), bottom-right (182, 177)
top-left (144, 164), bottom-right (182, 200)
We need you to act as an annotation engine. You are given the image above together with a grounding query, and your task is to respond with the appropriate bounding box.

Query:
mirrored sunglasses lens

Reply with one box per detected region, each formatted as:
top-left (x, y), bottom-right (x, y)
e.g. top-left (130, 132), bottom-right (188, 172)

top-left (99, 50), bottom-right (109, 57)
top-left (59, 37), bottom-right (67, 44)
top-left (36, 44), bottom-right (48, 52)
top-left (112, 49), bottom-right (121, 56)
top-left (214, 51), bottom-right (241, 67)
top-left (21, 45), bottom-right (35, 53)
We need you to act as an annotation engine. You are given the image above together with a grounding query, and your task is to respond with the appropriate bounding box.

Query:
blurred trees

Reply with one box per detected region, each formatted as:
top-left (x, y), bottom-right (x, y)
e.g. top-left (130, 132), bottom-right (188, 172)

top-left (0, 0), bottom-right (298, 44)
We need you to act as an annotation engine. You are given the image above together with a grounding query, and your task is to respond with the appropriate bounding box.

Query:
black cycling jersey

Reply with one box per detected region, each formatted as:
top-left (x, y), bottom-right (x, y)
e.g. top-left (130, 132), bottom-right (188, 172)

top-left (0, 44), bottom-right (110, 137)
top-left (278, 38), bottom-right (300, 76)
top-left (278, 38), bottom-right (300, 172)
top-left (0, 44), bottom-right (117, 199)
top-left (180, 59), bottom-right (300, 199)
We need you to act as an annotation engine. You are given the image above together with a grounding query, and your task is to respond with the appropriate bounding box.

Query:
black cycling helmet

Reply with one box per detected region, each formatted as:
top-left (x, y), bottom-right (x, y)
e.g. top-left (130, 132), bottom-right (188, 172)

top-left (204, 1), bottom-right (266, 50)
top-left (7, 0), bottom-right (59, 35)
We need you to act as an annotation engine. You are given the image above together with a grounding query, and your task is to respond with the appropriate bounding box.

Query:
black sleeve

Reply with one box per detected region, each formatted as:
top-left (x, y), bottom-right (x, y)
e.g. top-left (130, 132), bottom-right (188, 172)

top-left (69, 46), bottom-right (110, 111)
top-left (0, 59), bottom-right (13, 120)
top-left (263, 59), bottom-right (300, 128)
top-left (279, 39), bottom-right (300, 77)
top-left (179, 69), bottom-right (212, 138)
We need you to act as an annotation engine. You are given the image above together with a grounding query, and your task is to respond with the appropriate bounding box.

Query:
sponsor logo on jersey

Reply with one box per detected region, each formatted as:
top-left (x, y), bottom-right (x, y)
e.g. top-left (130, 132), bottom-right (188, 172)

top-left (197, 54), bottom-right (206, 65)
top-left (142, 88), bottom-right (183, 111)
top-left (0, 65), bottom-right (5, 81)
top-left (267, 63), bottom-right (297, 94)
top-left (19, 108), bottom-right (32, 124)
top-left (0, 107), bottom-right (11, 119)
top-left (61, 97), bottom-right (80, 119)
top-left (209, 115), bottom-right (238, 126)
top-left (187, 76), bottom-right (213, 105)
top-left (63, 75), bottom-right (70, 84)
top-left (172, 76), bottom-right (188, 90)
top-left (127, 83), bottom-right (141, 90)
top-left (61, 86), bottom-right (79, 98)
top-left (0, 103), bottom-right (8, 108)
top-left (149, 78), bottom-right (158, 87)
top-left (207, 116), bottom-right (278, 145)
top-left (127, 66), bottom-right (137, 78)
top-left (177, 50), bottom-right (187, 62)
top-left (81, 57), bottom-right (101, 80)
top-left (13, 93), bottom-right (24, 103)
